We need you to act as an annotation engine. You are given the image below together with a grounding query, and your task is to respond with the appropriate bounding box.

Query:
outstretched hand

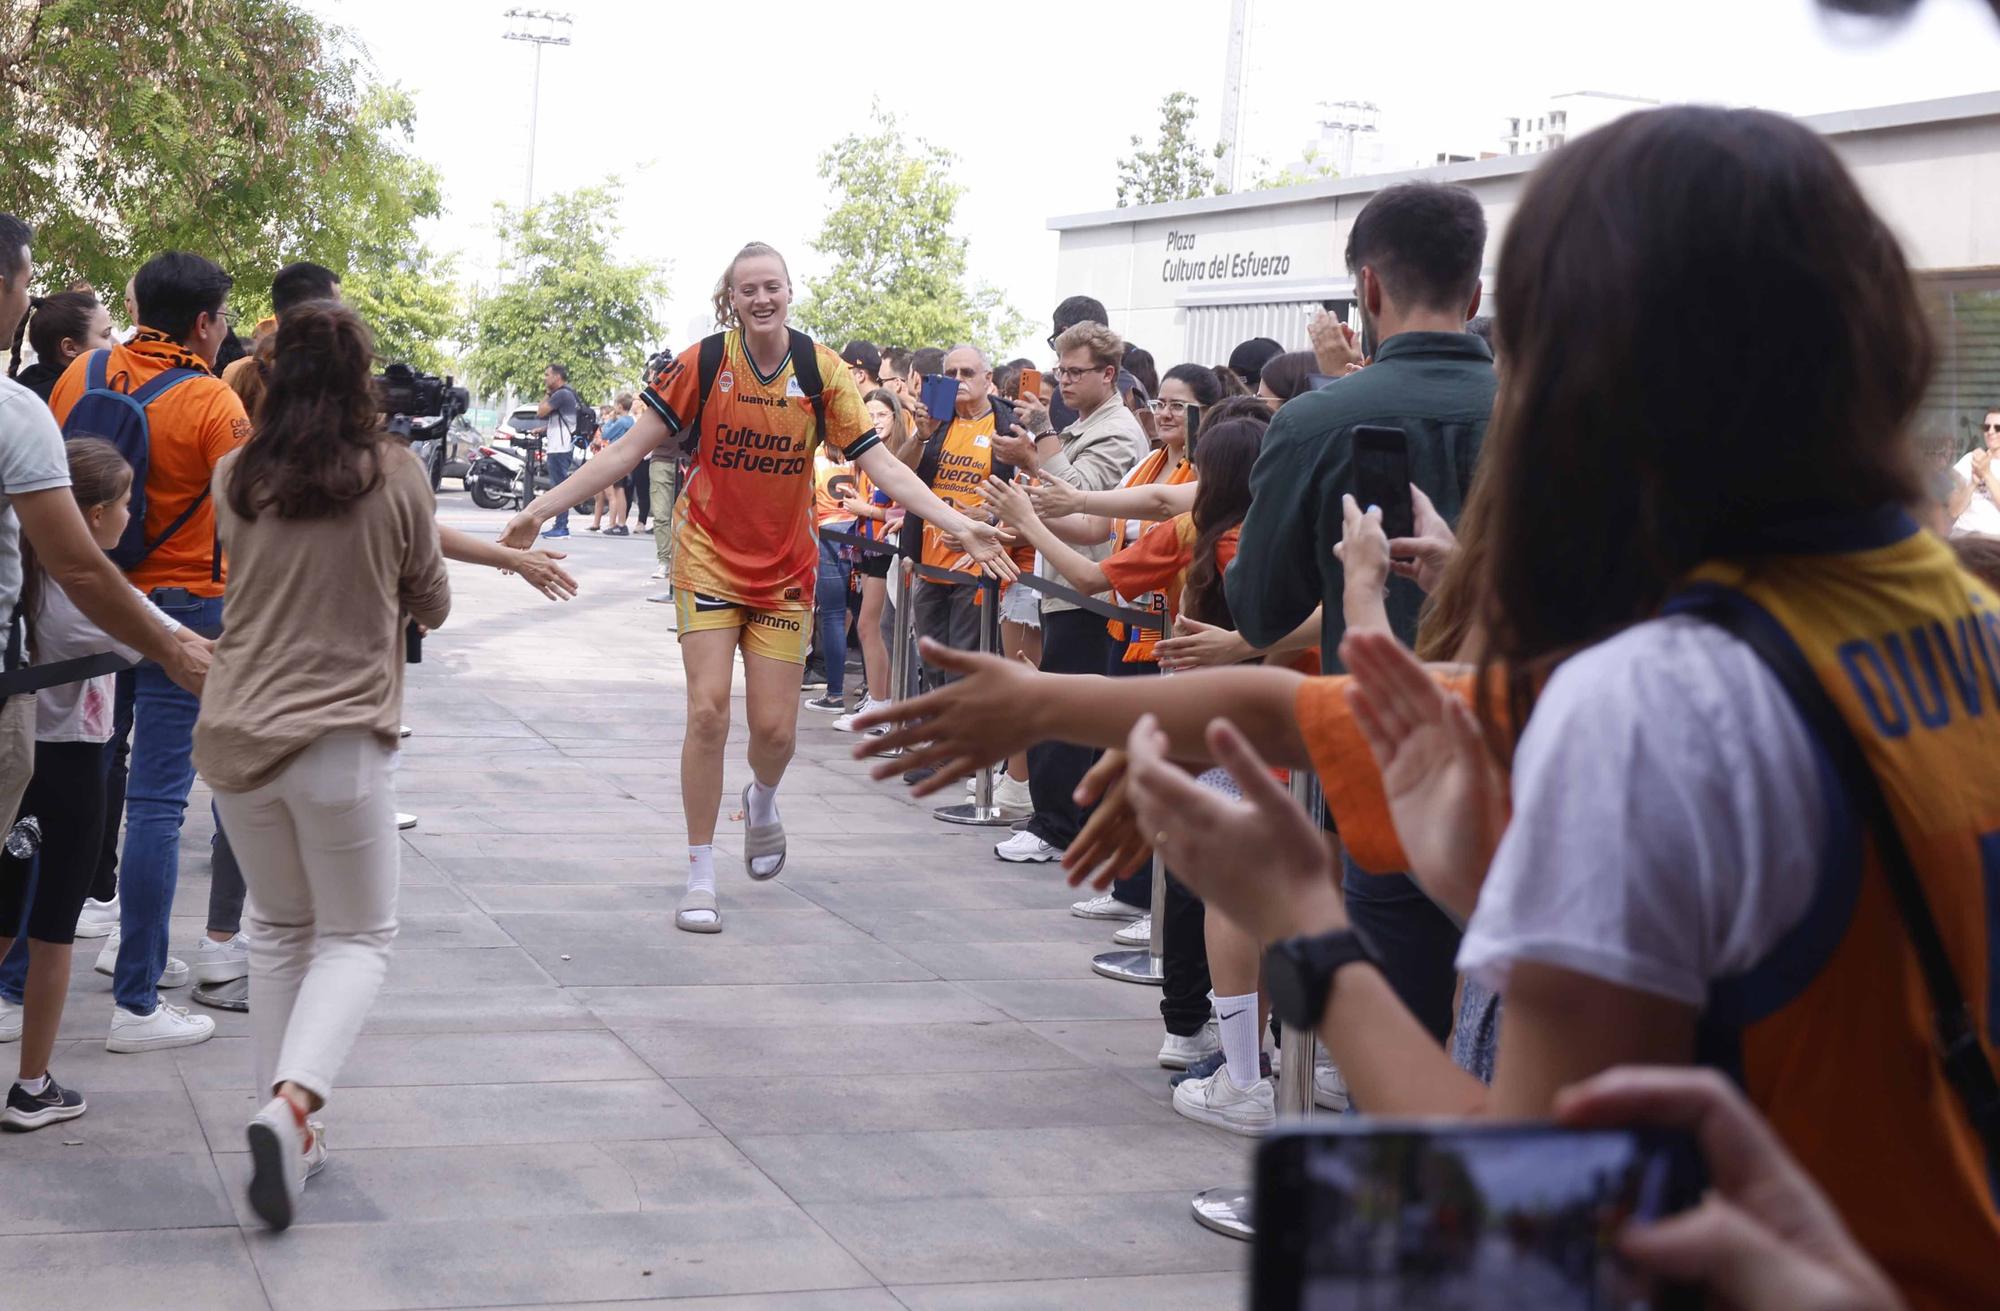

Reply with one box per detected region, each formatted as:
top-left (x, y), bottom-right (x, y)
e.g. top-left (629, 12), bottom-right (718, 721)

top-left (507, 547), bottom-right (578, 601)
top-left (498, 511), bottom-right (540, 550)
top-left (1063, 750), bottom-right (1152, 889)
top-left (979, 475), bottom-right (1038, 528)
top-left (1124, 714), bottom-right (1342, 945)
top-left (1387, 484), bottom-right (1458, 593)
top-left (854, 640), bottom-right (1038, 792)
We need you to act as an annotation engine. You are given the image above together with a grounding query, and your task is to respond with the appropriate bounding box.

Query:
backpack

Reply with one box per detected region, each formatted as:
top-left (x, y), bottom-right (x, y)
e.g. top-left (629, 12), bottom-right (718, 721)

top-left (688, 329), bottom-right (827, 454)
top-left (569, 391), bottom-right (598, 445)
top-left (61, 350), bottom-right (204, 571)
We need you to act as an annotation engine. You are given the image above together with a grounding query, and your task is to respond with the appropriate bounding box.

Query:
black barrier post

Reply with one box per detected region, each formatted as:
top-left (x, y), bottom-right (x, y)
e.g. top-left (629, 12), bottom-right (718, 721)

top-left (933, 575), bottom-right (1015, 827)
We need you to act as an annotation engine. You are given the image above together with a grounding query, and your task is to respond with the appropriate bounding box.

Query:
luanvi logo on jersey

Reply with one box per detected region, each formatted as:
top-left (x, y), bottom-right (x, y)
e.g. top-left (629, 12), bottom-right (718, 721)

top-left (718, 370), bottom-right (734, 394)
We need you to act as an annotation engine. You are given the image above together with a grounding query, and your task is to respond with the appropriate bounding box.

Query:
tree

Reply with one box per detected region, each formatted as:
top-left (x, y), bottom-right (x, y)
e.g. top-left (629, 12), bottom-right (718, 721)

top-left (1250, 146), bottom-right (1341, 192)
top-left (1116, 91), bottom-right (1223, 207)
top-left (793, 106), bottom-right (1026, 355)
top-left (0, 0), bottom-right (366, 309)
top-left (464, 185), bottom-right (664, 403)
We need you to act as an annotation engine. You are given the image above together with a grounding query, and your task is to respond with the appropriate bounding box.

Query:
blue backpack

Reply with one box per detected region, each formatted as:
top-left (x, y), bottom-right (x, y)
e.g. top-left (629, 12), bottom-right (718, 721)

top-left (62, 350), bottom-right (205, 572)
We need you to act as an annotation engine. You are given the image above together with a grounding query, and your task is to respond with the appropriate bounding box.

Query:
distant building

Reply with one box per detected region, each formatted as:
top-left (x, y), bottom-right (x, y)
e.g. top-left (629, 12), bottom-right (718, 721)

top-left (1505, 91), bottom-right (1659, 155)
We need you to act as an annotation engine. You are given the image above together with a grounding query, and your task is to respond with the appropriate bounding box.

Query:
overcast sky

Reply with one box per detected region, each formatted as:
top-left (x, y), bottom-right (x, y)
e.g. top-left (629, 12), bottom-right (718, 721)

top-left (311, 0), bottom-right (1999, 359)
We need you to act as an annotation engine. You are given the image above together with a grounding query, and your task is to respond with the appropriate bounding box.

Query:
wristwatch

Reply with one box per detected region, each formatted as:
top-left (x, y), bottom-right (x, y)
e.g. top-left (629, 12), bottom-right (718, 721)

top-left (1264, 929), bottom-right (1377, 1031)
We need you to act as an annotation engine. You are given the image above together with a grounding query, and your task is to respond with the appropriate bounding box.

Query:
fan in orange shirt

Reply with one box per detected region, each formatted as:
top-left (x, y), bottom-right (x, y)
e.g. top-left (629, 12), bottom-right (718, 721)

top-left (500, 242), bottom-right (1013, 935)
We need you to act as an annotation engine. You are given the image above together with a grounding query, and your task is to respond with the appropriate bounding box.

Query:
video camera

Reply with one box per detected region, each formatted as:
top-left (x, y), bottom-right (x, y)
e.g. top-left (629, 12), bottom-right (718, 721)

top-left (374, 363), bottom-right (470, 436)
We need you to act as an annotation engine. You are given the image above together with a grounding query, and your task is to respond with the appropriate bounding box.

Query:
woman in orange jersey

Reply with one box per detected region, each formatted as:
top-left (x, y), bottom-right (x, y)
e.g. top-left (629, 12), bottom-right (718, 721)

top-left (830, 388), bottom-right (916, 735)
top-left (502, 243), bottom-right (1011, 933)
top-left (879, 108), bottom-right (2000, 1310)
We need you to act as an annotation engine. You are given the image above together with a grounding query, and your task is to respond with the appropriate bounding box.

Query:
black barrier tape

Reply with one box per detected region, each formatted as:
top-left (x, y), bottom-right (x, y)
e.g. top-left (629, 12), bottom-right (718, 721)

top-left (817, 525), bottom-right (1155, 628)
top-left (0, 651), bottom-right (131, 699)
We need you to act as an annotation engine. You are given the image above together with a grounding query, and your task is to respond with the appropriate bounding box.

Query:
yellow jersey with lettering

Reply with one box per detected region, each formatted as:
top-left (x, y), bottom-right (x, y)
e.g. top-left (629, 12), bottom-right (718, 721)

top-left (920, 410), bottom-right (997, 579)
top-left (642, 332), bottom-right (878, 610)
top-left (1664, 510), bottom-right (2000, 1311)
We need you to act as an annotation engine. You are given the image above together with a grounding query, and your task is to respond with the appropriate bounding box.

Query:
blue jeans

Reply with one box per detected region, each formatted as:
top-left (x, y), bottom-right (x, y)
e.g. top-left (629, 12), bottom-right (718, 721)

top-left (546, 450), bottom-right (573, 530)
top-left (815, 536), bottom-right (851, 698)
top-left (113, 591), bottom-right (223, 1014)
top-left (1342, 854), bottom-right (1463, 1043)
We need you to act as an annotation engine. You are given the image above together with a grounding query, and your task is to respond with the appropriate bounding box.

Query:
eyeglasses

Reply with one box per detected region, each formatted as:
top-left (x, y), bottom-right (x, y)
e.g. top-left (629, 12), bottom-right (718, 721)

top-left (1986, 422), bottom-right (2000, 433)
top-left (1054, 364), bottom-right (1112, 383)
top-left (1148, 400), bottom-right (1190, 415)
top-left (943, 367), bottom-right (982, 380)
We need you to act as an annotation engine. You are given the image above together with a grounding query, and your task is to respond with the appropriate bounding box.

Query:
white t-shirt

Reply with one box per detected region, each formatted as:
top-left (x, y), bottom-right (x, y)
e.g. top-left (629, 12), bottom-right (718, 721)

top-left (1951, 450), bottom-right (2000, 537)
top-left (0, 376), bottom-right (74, 616)
top-left (1457, 615), bottom-right (1828, 1008)
top-left (32, 577), bottom-right (180, 743)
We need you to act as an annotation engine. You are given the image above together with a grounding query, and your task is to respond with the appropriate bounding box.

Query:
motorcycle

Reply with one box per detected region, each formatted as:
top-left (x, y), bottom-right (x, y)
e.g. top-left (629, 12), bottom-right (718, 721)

top-left (464, 433), bottom-right (558, 511)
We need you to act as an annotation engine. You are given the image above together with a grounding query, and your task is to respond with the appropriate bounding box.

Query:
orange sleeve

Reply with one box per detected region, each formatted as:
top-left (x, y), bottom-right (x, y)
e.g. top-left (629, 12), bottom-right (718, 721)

top-left (204, 385), bottom-right (251, 465)
top-left (1101, 516), bottom-right (1189, 601)
top-left (1293, 670), bottom-right (1483, 875)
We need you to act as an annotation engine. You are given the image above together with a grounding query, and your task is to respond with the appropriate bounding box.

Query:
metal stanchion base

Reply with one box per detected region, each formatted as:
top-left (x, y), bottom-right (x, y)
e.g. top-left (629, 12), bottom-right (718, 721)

top-left (397, 813), bottom-right (418, 831)
top-left (1191, 1187), bottom-right (1254, 1240)
top-left (191, 975), bottom-right (250, 1012)
top-left (1091, 948), bottom-right (1166, 985)
top-left (933, 802), bottom-right (1018, 827)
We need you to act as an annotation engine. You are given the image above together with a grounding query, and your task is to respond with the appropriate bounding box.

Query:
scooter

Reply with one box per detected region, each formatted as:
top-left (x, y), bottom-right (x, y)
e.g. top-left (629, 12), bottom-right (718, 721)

top-left (465, 432), bottom-right (552, 511)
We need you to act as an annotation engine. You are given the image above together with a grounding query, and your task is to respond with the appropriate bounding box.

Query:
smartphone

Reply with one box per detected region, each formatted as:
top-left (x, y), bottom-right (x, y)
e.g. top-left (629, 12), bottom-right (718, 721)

top-left (1352, 425), bottom-right (1415, 541)
top-left (920, 373), bottom-right (960, 423)
top-left (1184, 403), bottom-right (1203, 460)
top-left (1252, 1121), bottom-right (1707, 1311)
top-left (1018, 367), bottom-right (1042, 400)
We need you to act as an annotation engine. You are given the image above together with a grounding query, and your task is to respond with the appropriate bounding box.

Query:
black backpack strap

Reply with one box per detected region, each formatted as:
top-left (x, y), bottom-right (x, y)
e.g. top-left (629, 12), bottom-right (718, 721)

top-left (136, 484), bottom-right (211, 569)
top-left (787, 329), bottom-right (828, 448)
top-left (1678, 586), bottom-right (2000, 1176)
top-left (688, 333), bottom-right (728, 455)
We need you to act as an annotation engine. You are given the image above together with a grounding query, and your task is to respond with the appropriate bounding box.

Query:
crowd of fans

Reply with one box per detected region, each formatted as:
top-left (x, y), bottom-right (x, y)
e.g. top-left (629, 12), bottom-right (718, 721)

top-left (0, 94), bottom-right (1993, 1311)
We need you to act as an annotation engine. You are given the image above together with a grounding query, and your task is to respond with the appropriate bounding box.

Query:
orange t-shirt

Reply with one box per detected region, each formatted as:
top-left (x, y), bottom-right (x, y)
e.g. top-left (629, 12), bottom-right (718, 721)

top-left (813, 454), bottom-right (864, 527)
top-left (1101, 516), bottom-right (1320, 670)
top-left (50, 333), bottom-right (252, 598)
top-left (642, 332), bottom-right (877, 610)
top-left (1104, 449), bottom-right (1196, 656)
top-left (920, 410), bottom-right (997, 580)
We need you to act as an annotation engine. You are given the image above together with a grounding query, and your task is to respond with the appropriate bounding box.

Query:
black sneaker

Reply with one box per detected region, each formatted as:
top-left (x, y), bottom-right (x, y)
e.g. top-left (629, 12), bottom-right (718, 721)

top-left (2, 1075), bottom-right (86, 1132)
top-left (803, 694), bottom-right (845, 713)
top-left (801, 667), bottom-right (828, 690)
top-left (902, 763), bottom-right (939, 786)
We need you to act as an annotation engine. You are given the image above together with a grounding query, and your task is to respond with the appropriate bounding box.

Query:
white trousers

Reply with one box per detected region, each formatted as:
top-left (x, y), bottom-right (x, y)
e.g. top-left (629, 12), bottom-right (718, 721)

top-left (213, 732), bottom-right (400, 1105)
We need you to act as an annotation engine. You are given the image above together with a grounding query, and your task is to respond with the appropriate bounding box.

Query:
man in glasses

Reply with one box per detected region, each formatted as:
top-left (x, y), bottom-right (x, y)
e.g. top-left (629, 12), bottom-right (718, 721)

top-left (1952, 404), bottom-right (2000, 537)
top-left (987, 321), bottom-right (1147, 863)
top-left (48, 251), bottom-right (252, 1055)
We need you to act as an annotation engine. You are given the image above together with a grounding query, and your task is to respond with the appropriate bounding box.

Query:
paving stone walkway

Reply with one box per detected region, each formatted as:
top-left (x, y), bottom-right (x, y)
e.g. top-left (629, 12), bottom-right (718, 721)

top-left (0, 493), bottom-right (1249, 1310)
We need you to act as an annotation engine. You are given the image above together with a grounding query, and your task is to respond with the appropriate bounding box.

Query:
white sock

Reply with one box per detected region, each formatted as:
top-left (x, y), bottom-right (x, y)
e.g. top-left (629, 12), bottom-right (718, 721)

top-left (746, 780), bottom-right (779, 828)
top-left (16, 1073), bottom-right (49, 1096)
top-left (1213, 991), bottom-right (1262, 1090)
top-left (684, 845), bottom-right (717, 925)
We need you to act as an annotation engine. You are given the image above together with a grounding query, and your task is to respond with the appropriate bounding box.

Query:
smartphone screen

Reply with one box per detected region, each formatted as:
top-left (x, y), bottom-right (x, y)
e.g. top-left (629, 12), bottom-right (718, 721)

top-left (1352, 425), bottom-right (1415, 541)
top-left (1253, 1122), bottom-right (1706, 1311)
top-left (919, 373), bottom-right (960, 423)
top-left (1184, 404), bottom-right (1203, 461)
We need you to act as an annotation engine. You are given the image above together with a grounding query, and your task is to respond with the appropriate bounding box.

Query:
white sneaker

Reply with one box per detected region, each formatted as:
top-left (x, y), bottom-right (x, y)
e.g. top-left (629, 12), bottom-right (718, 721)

top-left (106, 1002), bottom-right (215, 1053)
top-left (1113, 915), bottom-right (1152, 947)
top-left (649, 566), bottom-right (667, 580)
top-left (1070, 892), bottom-right (1144, 922)
top-left (832, 697), bottom-right (891, 735)
top-left (189, 933), bottom-right (250, 985)
top-left (93, 933), bottom-right (189, 988)
top-left (993, 774), bottom-right (1033, 816)
top-left (74, 897), bottom-right (119, 939)
top-left (994, 830), bottom-right (1062, 864)
top-left (1314, 1062), bottom-right (1351, 1112)
top-left (247, 1096), bottom-right (314, 1231)
top-left (0, 996), bottom-right (20, 1043)
top-left (1173, 1068), bottom-right (1277, 1136)
top-left (1158, 1019), bottom-right (1221, 1070)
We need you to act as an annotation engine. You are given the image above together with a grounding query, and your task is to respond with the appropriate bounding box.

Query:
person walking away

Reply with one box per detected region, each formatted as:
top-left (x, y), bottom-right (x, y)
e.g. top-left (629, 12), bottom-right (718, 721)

top-left (0, 439), bottom-right (197, 1129)
top-left (1225, 181), bottom-right (1493, 1042)
top-left (987, 321), bottom-right (1146, 863)
top-left (49, 250), bottom-right (253, 1054)
top-left (193, 301), bottom-right (449, 1230)
top-left (498, 242), bottom-right (1010, 933)
top-left (9, 292), bottom-right (115, 403)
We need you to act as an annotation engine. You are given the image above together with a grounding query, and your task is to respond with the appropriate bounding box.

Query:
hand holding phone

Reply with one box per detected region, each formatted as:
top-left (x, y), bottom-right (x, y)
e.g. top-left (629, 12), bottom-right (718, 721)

top-left (1017, 367), bottom-right (1042, 401)
top-left (920, 374), bottom-right (961, 427)
top-left (1352, 425), bottom-right (1415, 541)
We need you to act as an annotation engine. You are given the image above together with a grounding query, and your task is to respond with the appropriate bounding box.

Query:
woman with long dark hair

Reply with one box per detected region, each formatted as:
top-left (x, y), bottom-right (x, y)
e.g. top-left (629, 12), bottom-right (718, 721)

top-left (8, 292), bottom-right (115, 402)
top-left (193, 300), bottom-right (450, 1230)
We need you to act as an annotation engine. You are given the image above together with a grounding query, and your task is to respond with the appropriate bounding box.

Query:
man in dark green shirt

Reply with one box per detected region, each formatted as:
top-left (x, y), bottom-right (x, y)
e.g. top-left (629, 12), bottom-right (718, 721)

top-left (1225, 181), bottom-right (1494, 1043)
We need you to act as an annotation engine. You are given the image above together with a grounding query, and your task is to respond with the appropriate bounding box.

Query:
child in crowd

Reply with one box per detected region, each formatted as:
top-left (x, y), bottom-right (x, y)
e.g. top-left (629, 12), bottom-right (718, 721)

top-left (0, 438), bottom-right (194, 1130)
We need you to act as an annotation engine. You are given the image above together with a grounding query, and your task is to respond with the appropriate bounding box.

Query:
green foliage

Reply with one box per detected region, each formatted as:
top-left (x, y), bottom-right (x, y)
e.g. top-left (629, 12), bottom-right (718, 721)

top-left (1250, 145), bottom-right (1341, 191)
top-left (793, 105), bottom-right (1026, 356)
top-left (464, 185), bottom-right (664, 403)
top-left (0, 3), bottom-right (463, 362)
top-left (1116, 91), bottom-right (1223, 207)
